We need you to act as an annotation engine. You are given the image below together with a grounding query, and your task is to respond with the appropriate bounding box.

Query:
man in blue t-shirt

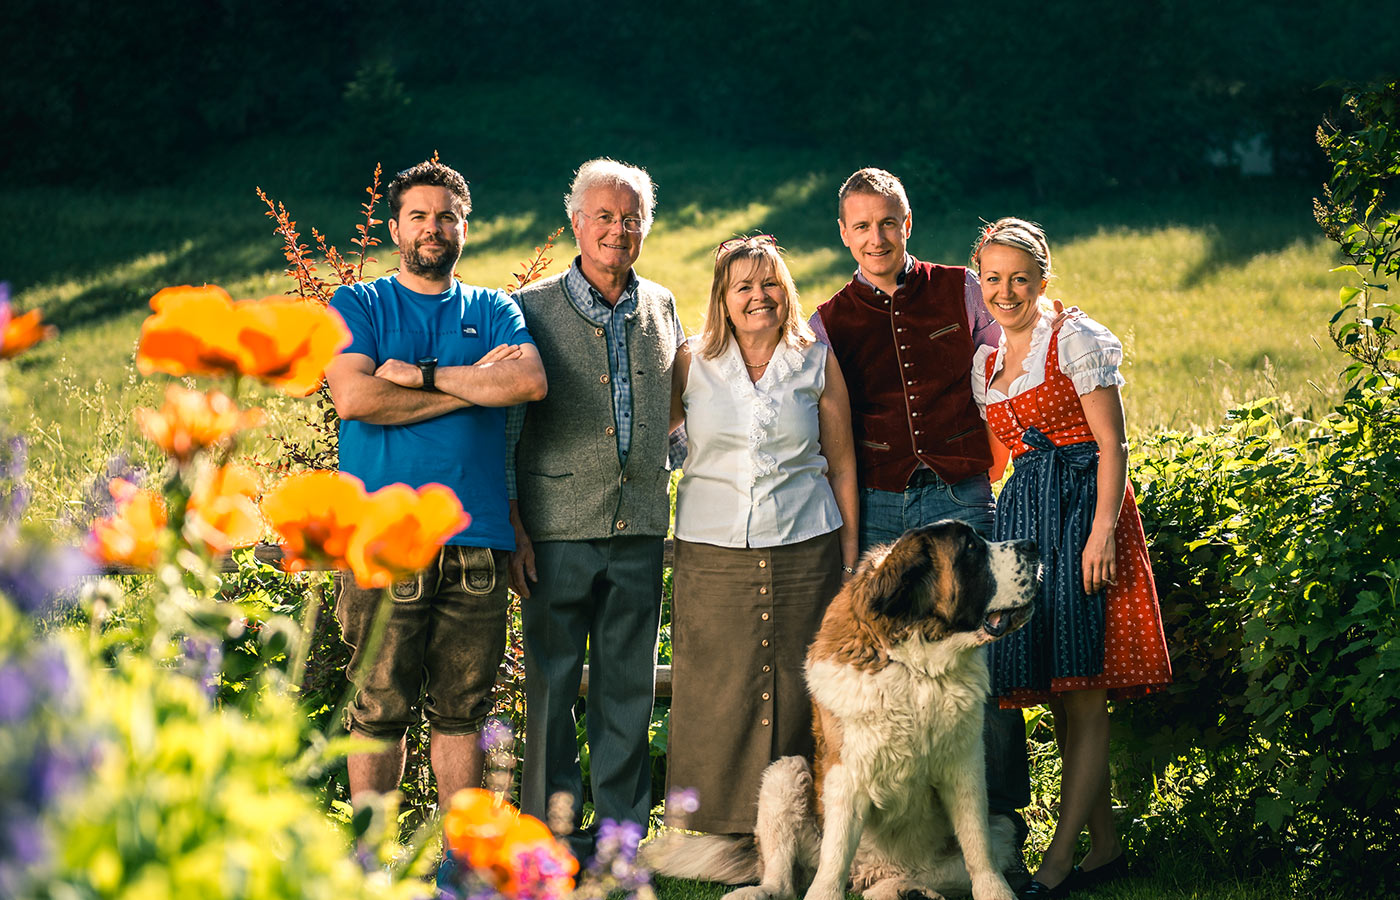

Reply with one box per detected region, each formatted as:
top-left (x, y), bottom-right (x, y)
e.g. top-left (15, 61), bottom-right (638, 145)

top-left (324, 159), bottom-right (547, 809)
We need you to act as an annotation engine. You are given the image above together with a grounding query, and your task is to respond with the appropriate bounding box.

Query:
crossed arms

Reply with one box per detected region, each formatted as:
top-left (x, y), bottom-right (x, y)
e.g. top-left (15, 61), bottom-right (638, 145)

top-left (325, 342), bottom-right (548, 425)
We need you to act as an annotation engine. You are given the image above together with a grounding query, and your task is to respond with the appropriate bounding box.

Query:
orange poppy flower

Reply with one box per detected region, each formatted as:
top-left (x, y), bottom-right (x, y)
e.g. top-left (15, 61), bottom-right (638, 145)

top-left (136, 285), bottom-right (351, 396)
top-left (1, 305), bottom-right (57, 359)
top-left (187, 464), bottom-right (263, 553)
top-left (135, 385), bottom-right (265, 463)
top-left (443, 789), bottom-right (577, 898)
top-left (136, 285), bottom-right (246, 378)
top-left (235, 298), bottom-right (353, 397)
top-left (344, 483), bottom-right (470, 588)
top-left (261, 471), bottom-right (368, 574)
top-left (87, 479), bottom-right (168, 569)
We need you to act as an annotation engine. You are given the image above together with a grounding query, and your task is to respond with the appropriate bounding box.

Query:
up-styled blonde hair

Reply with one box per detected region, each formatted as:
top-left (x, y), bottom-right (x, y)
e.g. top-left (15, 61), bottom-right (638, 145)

top-left (970, 217), bottom-right (1054, 282)
top-left (698, 238), bottom-right (814, 360)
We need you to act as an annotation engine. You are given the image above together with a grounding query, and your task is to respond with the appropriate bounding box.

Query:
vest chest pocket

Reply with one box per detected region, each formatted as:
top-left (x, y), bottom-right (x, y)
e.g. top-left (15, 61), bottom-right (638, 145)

top-left (928, 323), bottom-right (962, 341)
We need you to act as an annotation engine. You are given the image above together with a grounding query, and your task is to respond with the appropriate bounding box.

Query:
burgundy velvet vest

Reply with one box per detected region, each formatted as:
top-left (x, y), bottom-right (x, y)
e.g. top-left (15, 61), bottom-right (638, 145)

top-left (817, 261), bottom-right (993, 491)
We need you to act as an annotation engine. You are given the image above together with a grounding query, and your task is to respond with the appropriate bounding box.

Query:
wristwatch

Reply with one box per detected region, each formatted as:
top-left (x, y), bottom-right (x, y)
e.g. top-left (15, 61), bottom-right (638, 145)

top-left (416, 356), bottom-right (438, 391)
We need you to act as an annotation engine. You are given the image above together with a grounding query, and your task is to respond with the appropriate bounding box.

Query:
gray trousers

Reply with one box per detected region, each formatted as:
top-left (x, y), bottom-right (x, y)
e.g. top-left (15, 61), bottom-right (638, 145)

top-left (521, 536), bottom-right (663, 860)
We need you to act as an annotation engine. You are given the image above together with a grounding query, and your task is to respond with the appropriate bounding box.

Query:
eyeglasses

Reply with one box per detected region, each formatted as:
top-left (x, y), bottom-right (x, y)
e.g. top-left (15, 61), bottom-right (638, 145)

top-left (716, 234), bottom-right (777, 256)
top-left (579, 211), bottom-right (645, 234)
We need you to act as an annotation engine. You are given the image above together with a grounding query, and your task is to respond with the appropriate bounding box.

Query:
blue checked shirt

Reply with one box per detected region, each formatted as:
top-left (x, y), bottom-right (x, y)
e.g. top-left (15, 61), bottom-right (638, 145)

top-left (506, 257), bottom-right (687, 499)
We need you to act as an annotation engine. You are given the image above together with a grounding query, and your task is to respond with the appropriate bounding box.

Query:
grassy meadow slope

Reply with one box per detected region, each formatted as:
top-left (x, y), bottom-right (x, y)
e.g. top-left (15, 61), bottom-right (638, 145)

top-left (2, 80), bottom-right (1350, 535)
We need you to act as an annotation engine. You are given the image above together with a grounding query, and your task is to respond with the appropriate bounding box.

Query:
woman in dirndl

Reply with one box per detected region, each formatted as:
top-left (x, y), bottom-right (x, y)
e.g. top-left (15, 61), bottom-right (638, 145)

top-left (664, 235), bottom-right (858, 837)
top-left (970, 218), bottom-right (1171, 898)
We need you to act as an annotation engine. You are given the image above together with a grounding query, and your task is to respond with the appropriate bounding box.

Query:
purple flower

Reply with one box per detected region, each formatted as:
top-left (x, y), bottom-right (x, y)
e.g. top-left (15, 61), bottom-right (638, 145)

top-left (479, 717), bottom-right (514, 752)
top-left (67, 454), bottom-right (149, 529)
top-left (665, 786), bottom-right (700, 827)
top-left (179, 634), bottom-right (223, 699)
top-left (2, 816), bottom-right (46, 867)
top-left (0, 664), bottom-right (31, 722)
top-left (25, 743), bottom-right (83, 807)
top-left (0, 543), bottom-right (94, 615)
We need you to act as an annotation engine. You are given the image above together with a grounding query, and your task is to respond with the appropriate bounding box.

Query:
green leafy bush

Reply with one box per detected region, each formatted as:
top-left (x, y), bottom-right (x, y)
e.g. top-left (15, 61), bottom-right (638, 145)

top-left (1111, 81), bottom-right (1400, 895)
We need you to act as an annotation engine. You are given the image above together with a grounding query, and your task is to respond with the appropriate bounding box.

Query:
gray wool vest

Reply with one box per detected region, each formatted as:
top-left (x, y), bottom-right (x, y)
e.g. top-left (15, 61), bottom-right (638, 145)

top-left (514, 272), bottom-right (679, 541)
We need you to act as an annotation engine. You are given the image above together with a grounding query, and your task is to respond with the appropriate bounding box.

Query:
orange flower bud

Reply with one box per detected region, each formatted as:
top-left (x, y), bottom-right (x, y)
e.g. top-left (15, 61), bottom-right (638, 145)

top-left (345, 483), bottom-right (470, 589)
top-left (188, 464), bottom-right (263, 553)
top-left (1, 305), bottom-right (57, 359)
top-left (87, 479), bottom-right (167, 569)
top-left (261, 471), bottom-right (369, 574)
top-left (135, 385), bottom-right (265, 463)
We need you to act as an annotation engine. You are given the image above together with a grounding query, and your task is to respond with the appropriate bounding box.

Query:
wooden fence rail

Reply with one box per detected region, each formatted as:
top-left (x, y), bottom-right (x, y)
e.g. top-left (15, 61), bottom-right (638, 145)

top-left (99, 541), bottom-right (677, 697)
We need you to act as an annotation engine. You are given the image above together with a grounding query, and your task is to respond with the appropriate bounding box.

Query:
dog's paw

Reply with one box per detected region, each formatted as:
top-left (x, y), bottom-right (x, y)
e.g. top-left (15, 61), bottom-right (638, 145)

top-left (969, 871), bottom-right (1016, 900)
top-left (724, 886), bottom-right (778, 900)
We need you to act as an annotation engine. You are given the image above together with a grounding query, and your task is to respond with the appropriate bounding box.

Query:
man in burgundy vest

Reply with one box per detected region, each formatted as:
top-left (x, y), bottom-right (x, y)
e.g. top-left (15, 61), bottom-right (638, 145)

top-left (809, 167), bottom-right (1031, 875)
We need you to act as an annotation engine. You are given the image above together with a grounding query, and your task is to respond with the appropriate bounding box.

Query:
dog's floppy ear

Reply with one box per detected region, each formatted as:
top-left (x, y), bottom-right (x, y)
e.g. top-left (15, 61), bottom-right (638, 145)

top-left (866, 533), bottom-right (936, 621)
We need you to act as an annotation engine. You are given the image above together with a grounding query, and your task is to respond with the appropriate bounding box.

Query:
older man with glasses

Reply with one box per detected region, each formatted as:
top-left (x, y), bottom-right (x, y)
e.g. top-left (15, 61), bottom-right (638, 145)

top-left (506, 158), bottom-right (685, 861)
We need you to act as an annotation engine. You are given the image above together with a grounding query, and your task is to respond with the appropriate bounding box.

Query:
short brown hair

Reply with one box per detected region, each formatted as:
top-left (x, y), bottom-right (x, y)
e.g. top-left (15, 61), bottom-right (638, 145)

top-left (388, 159), bottom-right (472, 220)
top-left (838, 167), bottom-right (910, 220)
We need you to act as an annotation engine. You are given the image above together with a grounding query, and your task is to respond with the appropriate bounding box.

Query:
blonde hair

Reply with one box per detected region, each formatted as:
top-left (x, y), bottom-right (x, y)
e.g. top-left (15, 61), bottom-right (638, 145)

top-left (971, 217), bottom-right (1053, 282)
top-left (698, 238), bottom-right (813, 360)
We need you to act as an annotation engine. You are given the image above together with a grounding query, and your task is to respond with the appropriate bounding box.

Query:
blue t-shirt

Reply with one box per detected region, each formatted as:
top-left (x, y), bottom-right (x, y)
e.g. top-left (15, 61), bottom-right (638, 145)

top-left (330, 276), bottom-right (533, 550)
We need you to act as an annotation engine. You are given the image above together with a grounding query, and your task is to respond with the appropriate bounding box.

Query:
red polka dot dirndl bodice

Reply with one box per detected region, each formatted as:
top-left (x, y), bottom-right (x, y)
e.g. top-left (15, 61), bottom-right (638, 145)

top-left (983, 327), bottom-right (1172, 707)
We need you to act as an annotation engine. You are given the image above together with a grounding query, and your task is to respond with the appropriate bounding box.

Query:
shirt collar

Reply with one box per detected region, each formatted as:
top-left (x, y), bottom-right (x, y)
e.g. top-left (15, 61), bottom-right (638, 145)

top-left (853, 253), bottom-right (916, 294)
top-left (565, 255), bottom-right (639, 314)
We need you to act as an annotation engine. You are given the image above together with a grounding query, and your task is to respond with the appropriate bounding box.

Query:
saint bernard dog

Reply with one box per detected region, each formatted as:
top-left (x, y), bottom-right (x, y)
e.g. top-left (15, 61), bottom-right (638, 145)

top-left (645, 520), bottom-right (1040, 900)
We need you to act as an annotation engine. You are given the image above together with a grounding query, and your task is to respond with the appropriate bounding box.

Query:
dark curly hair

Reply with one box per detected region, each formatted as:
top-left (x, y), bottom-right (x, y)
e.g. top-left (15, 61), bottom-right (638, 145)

top-left (387, 160), bottom-right (472, 220)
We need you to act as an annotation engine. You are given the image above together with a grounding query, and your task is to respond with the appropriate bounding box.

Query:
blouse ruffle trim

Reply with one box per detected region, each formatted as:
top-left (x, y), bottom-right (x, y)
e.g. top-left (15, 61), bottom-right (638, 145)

top-left (977, 309), bottom-right (1124, 403)
top-left (718, 337), bottom-right (809, 486)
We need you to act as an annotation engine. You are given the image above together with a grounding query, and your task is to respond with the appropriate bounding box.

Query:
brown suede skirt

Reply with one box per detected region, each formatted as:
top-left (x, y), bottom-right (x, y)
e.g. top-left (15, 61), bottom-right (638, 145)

top-left (665, 530), bottom-right (842, 834)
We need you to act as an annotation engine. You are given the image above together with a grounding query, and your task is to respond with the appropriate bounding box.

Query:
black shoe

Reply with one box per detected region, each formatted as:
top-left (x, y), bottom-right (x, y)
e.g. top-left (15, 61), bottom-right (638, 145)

top-left (1019, 877), bottom-right (1071, 899)
top-left (1069, 853), bottom-right (1128, 890)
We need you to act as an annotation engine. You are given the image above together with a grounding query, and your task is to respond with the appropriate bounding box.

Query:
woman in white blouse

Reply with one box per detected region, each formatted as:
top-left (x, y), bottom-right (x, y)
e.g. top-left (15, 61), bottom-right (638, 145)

top-left (970, 218), bottom-right (1171, 897)
top-left (664, 235), bottom-right (858, 837)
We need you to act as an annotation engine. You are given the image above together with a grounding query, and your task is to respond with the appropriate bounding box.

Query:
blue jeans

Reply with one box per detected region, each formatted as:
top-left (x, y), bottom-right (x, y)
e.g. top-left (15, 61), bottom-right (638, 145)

top-left (858, 468), bottom-right (1031, 822)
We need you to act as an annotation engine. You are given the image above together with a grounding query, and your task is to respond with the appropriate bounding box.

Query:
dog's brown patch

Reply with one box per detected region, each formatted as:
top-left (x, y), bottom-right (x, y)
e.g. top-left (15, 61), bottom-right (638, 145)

top-left (808, 530), bottom-right (961, 673)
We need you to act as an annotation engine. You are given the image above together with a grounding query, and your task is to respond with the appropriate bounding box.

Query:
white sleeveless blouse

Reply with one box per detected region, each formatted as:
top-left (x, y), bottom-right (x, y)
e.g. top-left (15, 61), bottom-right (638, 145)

top-left (674, 335), bottom-right (843, 548)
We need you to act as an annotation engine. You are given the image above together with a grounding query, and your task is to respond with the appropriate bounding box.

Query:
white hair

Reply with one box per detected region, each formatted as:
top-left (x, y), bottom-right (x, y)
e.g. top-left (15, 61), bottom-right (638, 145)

top-left (564, 158), bottom-right (657, 236)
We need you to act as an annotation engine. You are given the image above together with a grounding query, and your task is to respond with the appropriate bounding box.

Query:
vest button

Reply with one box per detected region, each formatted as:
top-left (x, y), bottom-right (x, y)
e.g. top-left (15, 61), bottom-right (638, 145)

top-left (759, 587), bottom-right (768, 595)
top-left (615, 519), bottom-right (628, 530)
top-left (761, 639), bottom-right (770, 647)
top-left (595, 327), bottom-right (605, 336)
top-left (761, 612), bottom-right (770, 621)
top-left (761, 718), bottom-right (770, 726)
top-left (621, 475), bottom-right (629, 483)
top-left (762, 665), bottom-right (771, 673)
top-left (758, 559), bottom-right (767, 568)
top-left (600, 374), bottom-right (610, 384)
top-left (762, 692), bottom-right (771, 700)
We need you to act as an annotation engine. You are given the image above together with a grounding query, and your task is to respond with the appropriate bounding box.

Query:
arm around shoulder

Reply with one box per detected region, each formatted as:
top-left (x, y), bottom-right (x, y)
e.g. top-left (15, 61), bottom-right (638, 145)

top-left (819, 348), bottom-right (860, 574)
top-left (670, 341), bottom-right (692, 433)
